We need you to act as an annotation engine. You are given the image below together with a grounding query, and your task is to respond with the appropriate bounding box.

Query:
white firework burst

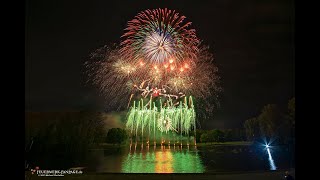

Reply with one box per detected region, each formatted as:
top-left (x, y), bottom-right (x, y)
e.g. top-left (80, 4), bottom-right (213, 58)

top-left (142, 31), bottom-right (174, 63)
top-left (157, 115), bottom-right (173, 133)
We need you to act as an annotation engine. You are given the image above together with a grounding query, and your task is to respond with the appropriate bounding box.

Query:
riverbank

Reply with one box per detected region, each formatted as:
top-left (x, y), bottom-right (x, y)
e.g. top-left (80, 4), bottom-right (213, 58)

top-left (194, 141), bottom-right (253, 146)
top-left (96, 141), bottom-right (253, 149)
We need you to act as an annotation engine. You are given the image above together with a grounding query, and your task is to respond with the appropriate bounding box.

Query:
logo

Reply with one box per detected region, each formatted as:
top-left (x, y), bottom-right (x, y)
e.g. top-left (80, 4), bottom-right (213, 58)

top-left (30, 166), bottom-right (39, 174)
top-left (30, 166), bottom-right (83, 177)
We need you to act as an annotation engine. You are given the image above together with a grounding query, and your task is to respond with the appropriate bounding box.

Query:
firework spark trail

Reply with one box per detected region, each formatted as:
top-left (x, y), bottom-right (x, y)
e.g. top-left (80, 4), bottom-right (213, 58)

top-left (126, 97), bottom-right (196, 138)
top-left (85, 8), bottom-right (222, 141)
top-left (86, 45), bottom-right (220, 110)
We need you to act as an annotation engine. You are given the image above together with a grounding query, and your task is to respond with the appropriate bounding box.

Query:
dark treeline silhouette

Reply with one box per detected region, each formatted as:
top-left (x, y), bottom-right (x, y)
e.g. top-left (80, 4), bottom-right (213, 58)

top-left (25, 111), bottom-right (105, 169)
top-left (243, 97), bottom-right (295, 145)
top-left (191, 128), bottom-right (246, 144)
top-left (106, 128), bottom-right (128, 145)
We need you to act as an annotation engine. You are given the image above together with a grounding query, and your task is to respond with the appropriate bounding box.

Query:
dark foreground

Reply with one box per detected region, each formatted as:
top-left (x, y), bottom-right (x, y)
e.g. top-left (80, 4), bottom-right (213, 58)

top-left (25, 168), bottom-right (295, 180)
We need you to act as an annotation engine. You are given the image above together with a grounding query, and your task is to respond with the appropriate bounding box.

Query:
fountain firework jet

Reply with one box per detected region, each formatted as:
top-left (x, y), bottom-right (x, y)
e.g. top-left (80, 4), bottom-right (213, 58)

top-left (126, 96), bottom-right (196, 145)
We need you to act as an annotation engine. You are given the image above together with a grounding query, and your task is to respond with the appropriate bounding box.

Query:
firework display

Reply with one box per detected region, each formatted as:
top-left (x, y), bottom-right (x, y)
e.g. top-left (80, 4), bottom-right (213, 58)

top-left (86, 8), bottom-right (220, 145)
top-left (126, 96), bottom-right (196, 145)
top-left (120, 8), bottom-right (199, 64)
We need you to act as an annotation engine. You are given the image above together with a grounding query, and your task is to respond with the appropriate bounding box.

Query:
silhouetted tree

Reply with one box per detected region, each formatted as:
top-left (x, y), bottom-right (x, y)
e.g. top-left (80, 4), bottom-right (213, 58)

top-left (106, 128), bottom-right (128, 145)
top-left (208, 129), bottom-right (225, 142)
top-left (26, 111), bottom-right (105, 169)
top-left (200, 133), bottom-right (209, 143)
top-left (223, 129), bottom-right (232, 141)
top-left (244, 117), bottom-right (259, 141)
top-left (258, 104), bottom-right (282, 138)
top-left (279, 97), bottom-right (295, 143)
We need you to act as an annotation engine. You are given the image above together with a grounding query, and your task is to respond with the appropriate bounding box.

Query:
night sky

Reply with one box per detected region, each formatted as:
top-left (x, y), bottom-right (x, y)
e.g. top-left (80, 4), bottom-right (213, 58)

top-left (25, 0), bottom-right (295, 128)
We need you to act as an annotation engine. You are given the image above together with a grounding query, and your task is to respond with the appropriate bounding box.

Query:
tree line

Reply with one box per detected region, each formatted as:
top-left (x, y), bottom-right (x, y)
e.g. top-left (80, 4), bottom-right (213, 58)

top-left (243, 97), bottom-right (295, 144)
top-left (25, 111), bottom-right (106, 169)
top-left (190, 128), bottom-right (245, 143)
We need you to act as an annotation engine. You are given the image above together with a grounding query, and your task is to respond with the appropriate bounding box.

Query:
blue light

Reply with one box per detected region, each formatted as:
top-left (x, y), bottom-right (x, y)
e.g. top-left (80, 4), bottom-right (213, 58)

top-left (260, 140), bottom-right (277, 170)
top-left (267, 148), bottom-right (277, 170)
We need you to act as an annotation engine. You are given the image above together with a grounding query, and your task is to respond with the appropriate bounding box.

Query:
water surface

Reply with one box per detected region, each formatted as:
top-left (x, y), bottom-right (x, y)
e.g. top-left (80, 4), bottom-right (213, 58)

top-left (86, 144), bottom-right (294, 173)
